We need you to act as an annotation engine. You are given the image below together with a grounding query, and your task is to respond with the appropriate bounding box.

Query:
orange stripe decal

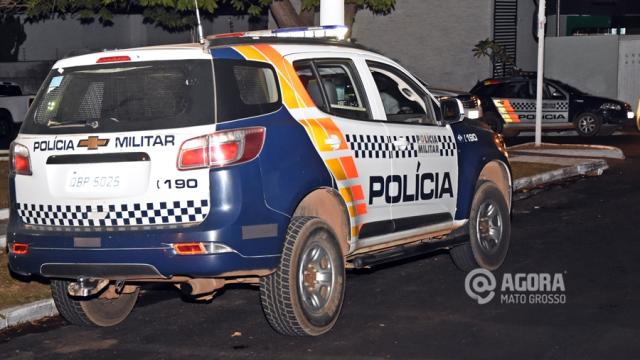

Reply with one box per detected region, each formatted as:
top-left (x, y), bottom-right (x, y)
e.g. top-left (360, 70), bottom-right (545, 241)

top-left (355, 203), bottom-right (367, 216)
top-left (339, 156), bottom-right (359, 179)
top-left (502, 100), bottom-right (521, 123)
top-left (339, 187), bottom-right (353, 204)
top-left (351, 185), bottom-right (365, 201)
top-left (325, 158), bottom-right (347, 180)
top-left (316, 118), bottom-right (348, 150)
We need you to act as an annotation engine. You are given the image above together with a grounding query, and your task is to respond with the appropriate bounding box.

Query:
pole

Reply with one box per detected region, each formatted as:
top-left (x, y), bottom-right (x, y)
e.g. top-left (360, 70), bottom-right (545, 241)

top-left (556, 0), bottom-right (560, 36)
top-left (320, 0), bottom-right (345, 26)
top-left (535, 0), bottom-right (546, 147)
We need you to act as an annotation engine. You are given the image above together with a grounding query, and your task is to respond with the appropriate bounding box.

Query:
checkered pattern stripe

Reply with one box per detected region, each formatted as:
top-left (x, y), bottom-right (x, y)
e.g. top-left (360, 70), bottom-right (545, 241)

top-left (510, 101), bottom-right (536, 111)
top-left (17, 200), bottom-right (209, 227)
top-left (345, 134), bottom-right (456, 159)
top-left (345, 134), bottom-right (396, 159)
top-left (439, 135), bottom-right (456, 156)
top-left (508, 101), bottom-right (568, 112)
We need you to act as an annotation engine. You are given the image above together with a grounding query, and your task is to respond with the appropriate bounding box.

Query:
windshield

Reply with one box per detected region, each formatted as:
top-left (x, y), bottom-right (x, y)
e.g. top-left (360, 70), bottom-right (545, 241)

top-left (22, 60), bottom-right (214, 134)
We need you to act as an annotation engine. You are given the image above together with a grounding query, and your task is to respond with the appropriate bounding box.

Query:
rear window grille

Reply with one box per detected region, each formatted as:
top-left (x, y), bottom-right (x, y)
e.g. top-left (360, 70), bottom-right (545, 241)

top-left (24, 60), bottom-right (215, 134)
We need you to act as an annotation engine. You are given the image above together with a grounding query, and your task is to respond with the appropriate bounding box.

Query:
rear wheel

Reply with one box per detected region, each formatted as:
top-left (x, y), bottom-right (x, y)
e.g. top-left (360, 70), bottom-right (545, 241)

top-left (260, 216), bottom-right (345, 336)
top-left (51, 280), bottom-right (139, 327)
top-left (575, 112), bottom-right (601, 136)
top-left (450, 181), bottom-right (511, 272)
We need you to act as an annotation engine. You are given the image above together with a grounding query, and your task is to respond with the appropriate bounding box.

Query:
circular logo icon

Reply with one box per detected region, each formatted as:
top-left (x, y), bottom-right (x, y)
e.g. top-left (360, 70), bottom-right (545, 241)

top-left (464, 268), bottom-right (496, 305)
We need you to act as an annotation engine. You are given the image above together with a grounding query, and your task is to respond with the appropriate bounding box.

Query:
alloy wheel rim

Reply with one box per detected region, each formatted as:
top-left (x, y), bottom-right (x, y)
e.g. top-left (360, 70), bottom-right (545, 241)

top-left (298, 236), bottom-right (335, 314)
top-left (476, 200), bottom-right (503, 253)
top-left (578, 116), bottom-right (597, 134)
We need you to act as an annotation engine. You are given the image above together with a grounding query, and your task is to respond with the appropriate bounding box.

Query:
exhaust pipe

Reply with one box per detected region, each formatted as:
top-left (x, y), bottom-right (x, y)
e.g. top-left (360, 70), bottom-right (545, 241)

top-left (67, 278), bottom-right (110, 297)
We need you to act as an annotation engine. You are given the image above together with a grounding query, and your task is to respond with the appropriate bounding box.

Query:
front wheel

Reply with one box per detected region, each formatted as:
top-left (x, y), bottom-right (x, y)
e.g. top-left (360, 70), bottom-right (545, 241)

top-left (450, 181), bottom-right (511, 272)
top-left (260, 216), bottom-right (345, 336)
top-left (575, 112), bottom-right (602, 136)
top-left (51, 280), bottom-right (139, 327)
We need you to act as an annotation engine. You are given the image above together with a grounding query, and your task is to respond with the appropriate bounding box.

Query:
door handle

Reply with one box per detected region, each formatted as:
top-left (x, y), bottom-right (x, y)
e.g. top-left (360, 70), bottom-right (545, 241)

top-left (324, 135), bottom-right (342, 150)
top-left (392, 138), bottom-right (408, 150)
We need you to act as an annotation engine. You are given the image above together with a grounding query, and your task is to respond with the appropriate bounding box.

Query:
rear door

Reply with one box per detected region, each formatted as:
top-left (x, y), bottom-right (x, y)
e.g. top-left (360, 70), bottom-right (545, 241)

top-left (14, 58), bottom-right (216, 227)
top-left (491, 80), bottom-right (535, 125)
top-left (291, 58), bottom-right (393, 241)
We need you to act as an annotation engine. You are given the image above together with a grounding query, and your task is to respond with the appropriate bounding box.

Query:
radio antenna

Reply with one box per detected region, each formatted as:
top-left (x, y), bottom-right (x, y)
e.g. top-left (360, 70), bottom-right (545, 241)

top-left (193, 0), bottom-right (205, 45)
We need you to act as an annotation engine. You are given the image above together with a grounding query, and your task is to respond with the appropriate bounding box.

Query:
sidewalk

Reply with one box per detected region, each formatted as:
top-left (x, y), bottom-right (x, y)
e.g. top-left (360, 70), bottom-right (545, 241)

top-left (508, 142), bottom-right (620, 191)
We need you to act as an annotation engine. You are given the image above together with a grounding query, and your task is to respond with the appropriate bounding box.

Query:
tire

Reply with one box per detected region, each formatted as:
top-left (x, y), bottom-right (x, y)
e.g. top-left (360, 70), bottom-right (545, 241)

top-left (260, 216), bottom-right (345, 336)
top-left (450, 181), bottom-right (511, 272)
top-left (575, 112), bottom-right (602, 136)
top-left (51, 280), bottom-right (139, 327)
top-left (483, 112), bottom-right (504, 134)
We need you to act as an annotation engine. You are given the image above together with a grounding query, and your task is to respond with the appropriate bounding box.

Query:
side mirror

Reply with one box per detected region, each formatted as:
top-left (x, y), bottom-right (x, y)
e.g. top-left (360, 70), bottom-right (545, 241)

top-left (440, 98), bottom-right (465, 124)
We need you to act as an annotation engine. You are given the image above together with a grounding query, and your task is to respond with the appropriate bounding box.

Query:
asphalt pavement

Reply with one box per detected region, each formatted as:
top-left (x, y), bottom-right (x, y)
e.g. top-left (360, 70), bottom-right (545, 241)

top-left (1, 134), bottom-right (639, 359)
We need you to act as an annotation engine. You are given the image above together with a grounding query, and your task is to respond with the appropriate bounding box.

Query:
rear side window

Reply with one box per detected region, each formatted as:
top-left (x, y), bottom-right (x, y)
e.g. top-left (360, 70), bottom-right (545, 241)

top-left (22, 60), bottom-right (215, 134)
top-left (214, 59), bottom-right (281, 123)
top-left (294, 59), bottom-right (370, 121)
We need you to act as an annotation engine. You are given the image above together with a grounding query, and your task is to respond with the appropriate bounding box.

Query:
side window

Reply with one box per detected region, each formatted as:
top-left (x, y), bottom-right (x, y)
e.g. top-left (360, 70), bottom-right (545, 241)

top-left (293, 61), bottom-right (328, 112)
top-left (545, 82), bottom-right (566, 100)
top-left (504, 81), bottom-right (530, 99)
top-left (367, 61), bottom-right (437, 125)
top-left (214, 59), bottom-right (281, 123)
top-left (314, 62), bottom-right (370, 120)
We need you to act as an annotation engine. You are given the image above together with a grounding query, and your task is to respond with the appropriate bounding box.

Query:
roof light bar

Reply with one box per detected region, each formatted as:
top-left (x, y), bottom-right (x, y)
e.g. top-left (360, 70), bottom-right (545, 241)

top-left (207, 25), bottom-right (349, 41)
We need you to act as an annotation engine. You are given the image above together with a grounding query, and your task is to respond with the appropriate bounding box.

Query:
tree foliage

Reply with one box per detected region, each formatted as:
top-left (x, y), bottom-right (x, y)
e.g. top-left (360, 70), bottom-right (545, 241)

top-left (11, 0), bottom-right (395, 30)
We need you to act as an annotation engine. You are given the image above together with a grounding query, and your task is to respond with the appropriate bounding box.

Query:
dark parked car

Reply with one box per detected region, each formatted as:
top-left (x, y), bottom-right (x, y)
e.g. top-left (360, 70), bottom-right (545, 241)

top-left (470, 74), bottom-right (635, 137)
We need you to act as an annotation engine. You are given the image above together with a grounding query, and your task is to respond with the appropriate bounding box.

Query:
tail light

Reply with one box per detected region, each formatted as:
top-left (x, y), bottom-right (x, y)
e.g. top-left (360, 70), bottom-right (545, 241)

top-left (177, 127), bottom-right (266, 170)
top-left (11, 143), bottom-right (32, 176)
top-left (11, 243), bottom-right (29, 255)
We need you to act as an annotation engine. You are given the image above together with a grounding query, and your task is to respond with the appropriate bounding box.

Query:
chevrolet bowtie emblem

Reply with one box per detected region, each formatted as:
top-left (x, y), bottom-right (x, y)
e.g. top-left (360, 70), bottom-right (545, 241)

top-left (78, 136), bottom-right (109, 150)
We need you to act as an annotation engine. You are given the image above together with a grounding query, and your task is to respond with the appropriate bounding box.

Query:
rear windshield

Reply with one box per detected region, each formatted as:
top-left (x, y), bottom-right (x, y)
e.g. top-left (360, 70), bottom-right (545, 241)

top-left (22, 60), bottom-right (215, 134)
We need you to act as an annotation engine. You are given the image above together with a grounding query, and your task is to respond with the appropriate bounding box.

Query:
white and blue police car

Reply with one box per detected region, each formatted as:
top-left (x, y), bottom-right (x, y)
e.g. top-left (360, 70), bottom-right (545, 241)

top-left (8, 26), bottom-right (512, 336)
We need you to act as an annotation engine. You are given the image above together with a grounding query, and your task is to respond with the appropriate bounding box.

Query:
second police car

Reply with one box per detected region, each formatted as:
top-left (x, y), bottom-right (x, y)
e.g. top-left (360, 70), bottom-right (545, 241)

top-left (7, 26), bottom-right (512, 336)
top-left (470, 73), bottom-right (635, 137)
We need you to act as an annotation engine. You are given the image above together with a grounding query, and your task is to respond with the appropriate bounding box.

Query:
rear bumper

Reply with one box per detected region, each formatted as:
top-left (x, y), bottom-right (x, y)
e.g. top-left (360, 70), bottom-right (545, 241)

top-left (8, 238), bottom-right (279, 279)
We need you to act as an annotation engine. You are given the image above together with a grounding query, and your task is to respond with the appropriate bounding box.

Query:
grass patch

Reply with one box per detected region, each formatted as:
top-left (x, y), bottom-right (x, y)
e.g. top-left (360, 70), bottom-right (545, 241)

top-left (511, 161), bottom-right (564, 180)
top-left (0, 252), bottom-right (51, 310)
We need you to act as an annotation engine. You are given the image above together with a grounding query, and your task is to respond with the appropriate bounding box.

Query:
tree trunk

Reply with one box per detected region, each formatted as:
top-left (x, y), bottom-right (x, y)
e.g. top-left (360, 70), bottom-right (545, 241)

top-left (269, 0), bottom-right (305, 28)
top-left (299, 8), bottom-right (315, 26)
top-left (344, 3), bottom-right (357, 38)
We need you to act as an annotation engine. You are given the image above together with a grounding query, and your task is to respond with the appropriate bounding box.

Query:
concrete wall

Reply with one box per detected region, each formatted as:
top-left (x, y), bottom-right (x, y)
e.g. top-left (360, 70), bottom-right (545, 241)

top-left (618, 35), bottom-right (640, 110)
top-left (545, 35), bottom-right (620, 100)
top-left (351, 0), bottom-right (494, 91)
top-left (0, 61), bottom-right (54, 94)
top-left (516, 0), bottom-right (538, 71)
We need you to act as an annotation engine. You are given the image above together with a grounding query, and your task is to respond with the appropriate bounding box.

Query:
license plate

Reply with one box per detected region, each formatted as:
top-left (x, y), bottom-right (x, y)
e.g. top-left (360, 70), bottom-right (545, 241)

top-left (67, 174), bottom-right (121, 191)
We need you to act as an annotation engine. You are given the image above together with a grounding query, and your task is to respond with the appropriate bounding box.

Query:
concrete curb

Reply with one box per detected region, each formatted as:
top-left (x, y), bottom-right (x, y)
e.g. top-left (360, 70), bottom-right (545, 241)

top-left (0, 299), bottom-right (58, 331)
top-left (513, 159), bottom-right (609, 191)
top-left (508, 142), bottom-right (625, 160)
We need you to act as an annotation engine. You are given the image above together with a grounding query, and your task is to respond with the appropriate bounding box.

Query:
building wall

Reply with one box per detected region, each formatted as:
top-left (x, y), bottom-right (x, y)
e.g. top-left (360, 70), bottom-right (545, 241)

top-left (545, 35), bottom-right (620, 100)
top-left (516, 0), bottom-right (538, 71)
top-left (351, 0), bottom-right (494, 91)
top-left (15, 14), bottom-right (253, 61)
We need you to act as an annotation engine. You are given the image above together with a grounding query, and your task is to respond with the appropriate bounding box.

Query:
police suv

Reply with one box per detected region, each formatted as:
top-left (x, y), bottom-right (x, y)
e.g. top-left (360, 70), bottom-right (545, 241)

top-left (470, 74), bottom-right (635, 137)
top-left (8, 26), bottom-right (512, 336)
